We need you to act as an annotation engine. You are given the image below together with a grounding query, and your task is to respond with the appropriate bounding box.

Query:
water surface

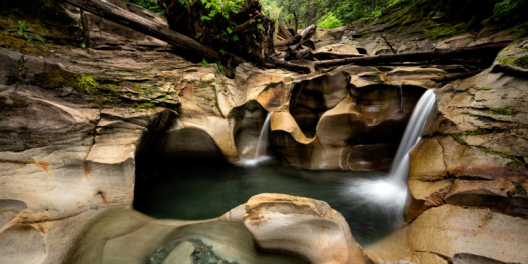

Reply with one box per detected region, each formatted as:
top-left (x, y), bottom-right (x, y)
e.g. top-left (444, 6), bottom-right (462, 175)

top-left (134, 158), bottom-right (402, 246)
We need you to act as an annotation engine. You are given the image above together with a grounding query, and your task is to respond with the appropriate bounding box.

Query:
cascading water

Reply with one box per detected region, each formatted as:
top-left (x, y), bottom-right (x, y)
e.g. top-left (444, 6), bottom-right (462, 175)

top-left (340, 89), bottom-right (436, 220)
top-left (389, 89), bottom-right (436, 182)
top-left (254, 112), bottom-right (272, 159)
top-left (239, 112), bottom-right (272, 166)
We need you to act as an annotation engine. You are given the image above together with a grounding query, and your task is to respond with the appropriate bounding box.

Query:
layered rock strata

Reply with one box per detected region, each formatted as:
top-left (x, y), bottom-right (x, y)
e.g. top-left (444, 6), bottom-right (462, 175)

top-left (366, 39), bottom-right (528, 264)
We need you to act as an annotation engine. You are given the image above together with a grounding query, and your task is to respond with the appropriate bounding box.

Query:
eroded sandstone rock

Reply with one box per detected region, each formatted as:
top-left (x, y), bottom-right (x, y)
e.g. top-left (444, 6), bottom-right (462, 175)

top-left (243, 193), bottom-right (369, 264)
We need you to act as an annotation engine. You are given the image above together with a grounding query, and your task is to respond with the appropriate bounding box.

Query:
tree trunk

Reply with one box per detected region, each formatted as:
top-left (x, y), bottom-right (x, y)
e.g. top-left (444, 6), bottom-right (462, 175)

top-left (296, 0), bottom-right (300, 28)
top-left (313, 43), bottom-right (510, 67)
top-left (64, 0), bottom-right (245, 65)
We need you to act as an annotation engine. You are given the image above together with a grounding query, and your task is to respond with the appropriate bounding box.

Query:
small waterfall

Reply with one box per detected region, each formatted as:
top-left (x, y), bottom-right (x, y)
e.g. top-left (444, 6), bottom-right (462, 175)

top-left (254, 112), bottom-right (272, 159)
top-left (389, 89), bottom-right (436, 182)
top-left (239, 112), bottom-right (272, 166)
top-left (340, 89), bottom-right (436, 222)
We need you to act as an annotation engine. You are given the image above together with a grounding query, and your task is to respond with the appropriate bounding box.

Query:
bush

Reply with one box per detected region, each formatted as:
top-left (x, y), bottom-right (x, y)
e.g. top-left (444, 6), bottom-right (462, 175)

top-left (493, 0), bottom-right (528, 21)
top-left (317, 13), bottom-right (343, 29)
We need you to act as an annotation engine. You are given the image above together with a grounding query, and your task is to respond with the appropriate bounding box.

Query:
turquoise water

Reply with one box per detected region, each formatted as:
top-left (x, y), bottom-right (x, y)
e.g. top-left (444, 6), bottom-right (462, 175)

top-left (134, 158), bottom-right (401, 246)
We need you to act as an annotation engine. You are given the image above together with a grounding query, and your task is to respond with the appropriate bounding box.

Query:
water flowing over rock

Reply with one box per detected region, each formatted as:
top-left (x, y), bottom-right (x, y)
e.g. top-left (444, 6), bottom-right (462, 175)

top-left (366, 38), bottom-right (528, 264)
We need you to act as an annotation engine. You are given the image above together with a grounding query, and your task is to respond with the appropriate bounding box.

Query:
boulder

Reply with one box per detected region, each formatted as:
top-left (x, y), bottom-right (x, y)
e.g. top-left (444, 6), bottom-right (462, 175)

top-left (243, 193), bottom-right (369, 264)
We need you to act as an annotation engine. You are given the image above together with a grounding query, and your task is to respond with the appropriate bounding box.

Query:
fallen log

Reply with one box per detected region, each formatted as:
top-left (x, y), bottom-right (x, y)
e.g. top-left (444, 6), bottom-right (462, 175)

top-left (313, 43), bottom-right (510, 68)
top-left (292, 49), bottom-right (313, 60)
top-left (65, 0), bottom-right (245, 65)
top-left (278, 21), bottom-right (293, 39)
top-left (289, 24), bottom-right (315, 52)
top-left (271, 58), bottom-right (311, 74)
top-left (275, 35), bottom-right (302, 51)
top-left (312, 51), bottom-right (367, 60)
top-left (432, 70), bottom-right (485, 83)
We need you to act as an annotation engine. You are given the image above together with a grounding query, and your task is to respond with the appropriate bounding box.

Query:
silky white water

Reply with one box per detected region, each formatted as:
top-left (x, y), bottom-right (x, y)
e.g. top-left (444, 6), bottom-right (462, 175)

top-left (239, 112), bottom-right (272, 166)
top-left (342, 89), bottom-right (436, 218)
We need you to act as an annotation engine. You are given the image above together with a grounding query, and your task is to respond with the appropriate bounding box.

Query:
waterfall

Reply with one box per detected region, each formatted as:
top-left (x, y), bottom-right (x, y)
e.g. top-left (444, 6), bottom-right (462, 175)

top-left (340, 89), bottom-right (436, 221)
top-left (239, 112), bottom-right (272, 166)
top-left (389, 89), bottom-right (436, 182)
top-left (254, 112), bottom-right (272, 159)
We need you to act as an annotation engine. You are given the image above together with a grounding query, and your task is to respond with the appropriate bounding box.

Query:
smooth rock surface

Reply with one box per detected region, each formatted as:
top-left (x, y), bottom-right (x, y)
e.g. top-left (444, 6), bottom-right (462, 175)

top-left (243, 193), bottom-right (369, 264)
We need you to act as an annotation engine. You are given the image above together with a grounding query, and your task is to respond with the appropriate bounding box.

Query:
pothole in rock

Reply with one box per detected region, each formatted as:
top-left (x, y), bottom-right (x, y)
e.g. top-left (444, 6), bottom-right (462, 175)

top-left (143, 238), bottom-right (237, 264)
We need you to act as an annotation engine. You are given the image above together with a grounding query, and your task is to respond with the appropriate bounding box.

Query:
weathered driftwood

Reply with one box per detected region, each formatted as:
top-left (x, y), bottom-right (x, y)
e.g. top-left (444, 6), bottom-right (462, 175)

top-left (289, 24), bottom-right (315, 52)
top-left (272, 58), bottom-right (311, 74)
top-left (312, 51), bottom-right (367, 60)
top-left (432, 70), bottom-right (485, 82)
top-left (65, 0), bottom-right (246, 65)
top-left (278, 21), bottom-right (293, 39)
top-left (273, 24), bottom-right (315, 62)
top-left (313, 43), bottom-right (511, 67)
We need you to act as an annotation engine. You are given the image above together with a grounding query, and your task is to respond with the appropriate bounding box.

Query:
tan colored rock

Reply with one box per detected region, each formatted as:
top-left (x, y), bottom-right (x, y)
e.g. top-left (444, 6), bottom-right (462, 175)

top-left (387, 66), bottom-right (447, 88)
top-left (368, 205), bottom-right (528, 264)
top-left (0, 224), bottom-right (46, 264)
top-left (243, 193), bottom-right (368, 264)
top-left (435, 33), bottom-right (478, 49)
top-left (316, 43), bottom-right (359, 54)
top-left (313, 27), bottom-right (347, 49)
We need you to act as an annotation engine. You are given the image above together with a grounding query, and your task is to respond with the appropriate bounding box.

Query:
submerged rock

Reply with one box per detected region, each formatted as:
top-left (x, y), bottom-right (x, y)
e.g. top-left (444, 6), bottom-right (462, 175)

top-left (144, 239), bottom-right (237, 264)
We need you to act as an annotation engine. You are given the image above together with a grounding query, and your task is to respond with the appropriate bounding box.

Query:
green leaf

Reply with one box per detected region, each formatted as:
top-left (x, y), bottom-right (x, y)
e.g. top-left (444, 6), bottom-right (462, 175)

top-left (200, 15), bottom-right (212, 21)
top-left (226, 27), bottom-right (233, 34)
top-left (216, 61), bottom-right (225, 75)
top-left (219, 48), bottom-right (224, 55)
top-left (81, 43), bottom-right (86, 50)
top-left (199, 58), bottom-right (209, 67)
top-left (33, 34), bottom-right (46, 44)
top-left (232, 34), bottom-right (239, 41)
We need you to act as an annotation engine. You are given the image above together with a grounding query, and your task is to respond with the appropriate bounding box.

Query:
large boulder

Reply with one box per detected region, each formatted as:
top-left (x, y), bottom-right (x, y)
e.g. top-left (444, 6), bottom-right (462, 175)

top-left (242, 193), bottom-right (369, 264)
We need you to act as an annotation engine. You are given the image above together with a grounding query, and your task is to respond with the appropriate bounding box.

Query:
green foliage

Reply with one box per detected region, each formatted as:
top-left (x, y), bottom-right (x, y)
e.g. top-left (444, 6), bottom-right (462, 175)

top-left (81, 43), bottom-right (86, 50)
top-left (199, 58), bottom-right (209, 67)
top-left (317, 12), bottom-right (343, 28)
top-left (487, 108), bottom-right (517, 115)
top-left (229, 100), bottom-right (263, 119)
top-left (181, 0), bottom-right (245, 20)
top-left (125, 0), bottom-right (164, 15)
top-left (8, 21), bottom-right (46, 44)
top-left (477, 87), bottom-right (492, 90)
top-left (216, 61), bottom-right (225, 75)
top-left (493, 0), bottom-right (528, 22)
top-left (262, 1), bottom-right (281, 41)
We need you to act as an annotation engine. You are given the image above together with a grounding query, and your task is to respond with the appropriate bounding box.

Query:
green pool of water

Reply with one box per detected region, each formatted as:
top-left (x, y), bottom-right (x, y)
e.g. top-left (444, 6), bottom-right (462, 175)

top-left (134, 158), bottom-right (401, 246)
